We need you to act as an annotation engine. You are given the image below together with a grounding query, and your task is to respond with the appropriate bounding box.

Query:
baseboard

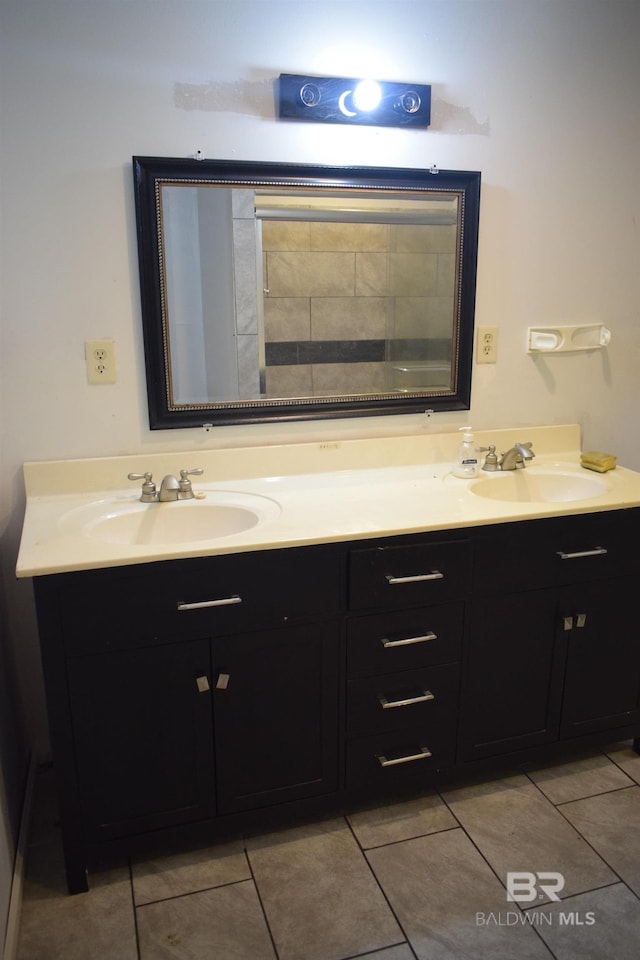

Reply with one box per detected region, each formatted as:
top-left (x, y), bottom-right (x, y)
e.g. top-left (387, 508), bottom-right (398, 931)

top-left (3, 754), bottom-right (37, 960)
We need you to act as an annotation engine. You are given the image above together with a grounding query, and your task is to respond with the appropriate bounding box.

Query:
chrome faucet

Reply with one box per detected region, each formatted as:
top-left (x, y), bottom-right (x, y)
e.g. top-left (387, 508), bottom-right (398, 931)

top-left (158, 474), bottom-right (181, 501)
top-left (498, 442), bottom-right (535, 471)
top-left (128, 468), bottom-right (203, 502)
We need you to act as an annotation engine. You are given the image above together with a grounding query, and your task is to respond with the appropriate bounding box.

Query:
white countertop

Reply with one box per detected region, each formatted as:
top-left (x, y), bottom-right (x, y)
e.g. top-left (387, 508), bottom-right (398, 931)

top-left (16, 424), bottom-right (640, 578)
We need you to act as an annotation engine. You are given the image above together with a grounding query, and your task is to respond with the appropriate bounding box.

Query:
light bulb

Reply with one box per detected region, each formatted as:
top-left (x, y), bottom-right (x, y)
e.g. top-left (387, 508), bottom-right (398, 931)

top-left (352, 80), bottom-right (382, 113)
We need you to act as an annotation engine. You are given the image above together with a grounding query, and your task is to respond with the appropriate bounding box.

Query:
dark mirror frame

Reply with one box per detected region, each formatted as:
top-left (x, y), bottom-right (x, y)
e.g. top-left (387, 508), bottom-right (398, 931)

top-left (132, 156), bottom-right (481, 430)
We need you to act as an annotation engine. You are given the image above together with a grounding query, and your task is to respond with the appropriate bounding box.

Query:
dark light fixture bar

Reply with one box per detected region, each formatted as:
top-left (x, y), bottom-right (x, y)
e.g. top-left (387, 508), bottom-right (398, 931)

top-left (278, 73), bottom-right (431, 128)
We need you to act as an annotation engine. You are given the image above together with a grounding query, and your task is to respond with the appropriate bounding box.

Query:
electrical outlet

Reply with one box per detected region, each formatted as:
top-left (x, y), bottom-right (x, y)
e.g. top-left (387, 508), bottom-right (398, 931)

top-left (85, 339), bottom-right (116, 384)
top-left (477, 326), bottom-right (498, 364)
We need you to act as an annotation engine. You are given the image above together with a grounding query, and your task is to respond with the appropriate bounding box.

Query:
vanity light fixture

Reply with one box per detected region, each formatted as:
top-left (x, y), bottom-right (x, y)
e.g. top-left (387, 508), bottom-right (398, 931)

top-left (278, 73), bottom-right (431, 128)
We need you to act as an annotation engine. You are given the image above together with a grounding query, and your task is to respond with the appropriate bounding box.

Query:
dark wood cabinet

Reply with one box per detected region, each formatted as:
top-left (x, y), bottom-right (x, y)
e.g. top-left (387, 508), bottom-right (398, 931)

top-left (458, 588), bottom-right (565, 760)
top-left (344, 538), bottom-right (469, 792)
top-left (458, 512), bottom-right (640, 763)
top-left (32, 507), bottom-right (640, 894)
top-left (212, 622), bottom-right (339, 813)
top-left (559, 576), bottom-right (640, 738)
top-left (34, 542), bottom-right (344, 893)
top-left (66, 640), bottom-right (215, 842)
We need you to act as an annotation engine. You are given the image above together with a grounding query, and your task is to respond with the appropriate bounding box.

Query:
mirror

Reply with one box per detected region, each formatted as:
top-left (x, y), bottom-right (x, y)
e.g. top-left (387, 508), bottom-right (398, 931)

top-left (133, 157), bottom-right (481, 429)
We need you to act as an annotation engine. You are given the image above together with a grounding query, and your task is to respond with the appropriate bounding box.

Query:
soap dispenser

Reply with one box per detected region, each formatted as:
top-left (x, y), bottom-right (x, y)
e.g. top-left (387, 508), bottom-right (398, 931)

top-left (452, 426), bottom-right (479, 478)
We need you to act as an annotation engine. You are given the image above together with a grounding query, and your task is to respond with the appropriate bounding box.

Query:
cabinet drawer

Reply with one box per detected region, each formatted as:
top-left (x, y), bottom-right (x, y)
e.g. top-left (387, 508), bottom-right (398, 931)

top-left (59, 544), bottom-right (344, 655)
top-left (346, 725), bottom-right (455, 792)
top-left (347, 603), bottom-right (463, 678)
top-left (348, 539), bottom-right (472, 611)
top-left (346, 662), bottom-right (459, 737)
top-left (474, 509), bottom-right (640, 594)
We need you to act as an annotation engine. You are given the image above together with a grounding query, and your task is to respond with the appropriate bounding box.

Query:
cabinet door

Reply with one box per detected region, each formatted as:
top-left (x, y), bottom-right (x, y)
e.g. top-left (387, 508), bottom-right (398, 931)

top-left (561, 576), bottom-right (640, 738)
top-left (67, 639), bottom-right (215, 841)
top-left (212, 622), bottom-right (339, 813)
top-left (458, 589), bottom-right (566, 761)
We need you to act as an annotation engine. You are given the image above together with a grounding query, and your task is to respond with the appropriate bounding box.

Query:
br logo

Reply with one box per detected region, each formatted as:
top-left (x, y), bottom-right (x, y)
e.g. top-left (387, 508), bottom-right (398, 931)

top-left (506, 872), bottom-right (565, 902)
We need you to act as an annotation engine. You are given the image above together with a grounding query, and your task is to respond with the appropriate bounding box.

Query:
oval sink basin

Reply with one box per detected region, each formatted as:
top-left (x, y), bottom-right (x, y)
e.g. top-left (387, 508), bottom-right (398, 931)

top-left (470, 469), bottom-right (609, 504)
top-left (59, 492), bottom-right (281, 546)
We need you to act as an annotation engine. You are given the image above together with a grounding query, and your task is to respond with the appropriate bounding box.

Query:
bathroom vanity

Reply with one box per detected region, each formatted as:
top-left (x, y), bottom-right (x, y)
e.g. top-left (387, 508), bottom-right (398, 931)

top-left (17, 425), bottom-right (640, 893)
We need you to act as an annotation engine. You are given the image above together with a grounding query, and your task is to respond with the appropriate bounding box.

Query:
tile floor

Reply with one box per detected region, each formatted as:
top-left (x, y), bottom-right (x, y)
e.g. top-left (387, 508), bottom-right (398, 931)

top-left (16, 741), bottom-right (640, 960)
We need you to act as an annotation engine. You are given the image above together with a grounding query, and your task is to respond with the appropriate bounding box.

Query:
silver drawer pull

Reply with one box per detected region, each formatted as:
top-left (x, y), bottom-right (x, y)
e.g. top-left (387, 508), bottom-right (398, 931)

top-left (557, 547), bottom-right (607, 560)
top-left (381, 631), bottom-right (437, 648)
top-left (377, 746), bottom-right (433, 767)
top-left (386, 571), bottom-right (444, 585)
top-left (379, 690), bottom-right (435, 709)
top-left (177, 595), bottom-right (242, 611)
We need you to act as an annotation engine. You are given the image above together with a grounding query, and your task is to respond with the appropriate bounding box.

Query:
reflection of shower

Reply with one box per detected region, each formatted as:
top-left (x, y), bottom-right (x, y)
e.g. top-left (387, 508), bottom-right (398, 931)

top-left (229, 189), bottom-right (263, 401)
top-left (384, 222), bottom-right (454, 394)
top-left (383, 238), bottom-right (395, 392)
top-left (256, 217), bottom-right (266, 396)
top-left (255, 190), bottom-right (458, 399)
top-left (163, 185), bottom-right (240, 404)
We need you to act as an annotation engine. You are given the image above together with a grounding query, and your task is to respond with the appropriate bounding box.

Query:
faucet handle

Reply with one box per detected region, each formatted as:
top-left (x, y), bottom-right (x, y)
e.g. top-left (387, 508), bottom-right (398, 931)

top-left (178, 467), bottom-right (204, 498)
top-left (128, 471), bottom-right (157, 502)
top-left (179, 468), bottom-right (204, 481)
top-left (477, 445), bottom-right (499, 471)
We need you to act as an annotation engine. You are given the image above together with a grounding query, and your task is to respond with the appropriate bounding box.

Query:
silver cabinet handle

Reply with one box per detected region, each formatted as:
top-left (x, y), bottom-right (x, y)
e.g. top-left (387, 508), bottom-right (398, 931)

top-left (381, 631), bottom-right (437, 648)
top-left (378, 690), bottom-right (435, 709)
top-left (177, 595), bottom-right (242, 611)
top-left (377, 746), bottom-right (433, 767)
top-left (195, 675), bottom-right (210, 693)
top-left (563, 613), bottom-right (588, 631)
top-left (557, 547), bottom-right (607, 560)
top-left (385, 571), bottom-right (444, 585)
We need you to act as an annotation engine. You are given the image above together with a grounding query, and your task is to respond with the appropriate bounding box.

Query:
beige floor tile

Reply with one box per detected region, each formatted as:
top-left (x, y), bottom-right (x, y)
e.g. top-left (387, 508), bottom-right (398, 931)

top-left (347, 791), bottom-right (458, 849)
top-left (132, 838), bottom-right (250, 904)
top-left (560, 785), bottom-right (640, 895)
top-left (136, 879), bottom-right (275, 960)
top-left (530, 883), bottom-right (640, 960)
top-left (603, 740), bottom-right (640, 784)
top-left (441, 774), bottom-right (616, 900)
top-left (355, 947), bottom-right (415, 960)
top-left (17, 840), bottom-right (136, 960)
top-left (367, 828), bottom-right (553, 960)
top-left (20, 748), bottom-right (640, 960)
top-left (247, 817), bottom-right (402, 960)
top-left (525, 752), bottom-right (634, 804)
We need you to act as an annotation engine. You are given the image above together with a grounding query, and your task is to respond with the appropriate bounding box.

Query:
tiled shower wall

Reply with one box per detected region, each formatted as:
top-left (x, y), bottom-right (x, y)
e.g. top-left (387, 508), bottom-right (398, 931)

top-left (262, 219), bottom-right (457, 398)
top-left (231, 190), bottom-right (261, 401)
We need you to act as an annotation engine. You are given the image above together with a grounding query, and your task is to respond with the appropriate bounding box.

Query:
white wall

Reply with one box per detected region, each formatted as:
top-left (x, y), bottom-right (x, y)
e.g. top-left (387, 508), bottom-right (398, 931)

top-left (1, 0), bottom-right (639, 810)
